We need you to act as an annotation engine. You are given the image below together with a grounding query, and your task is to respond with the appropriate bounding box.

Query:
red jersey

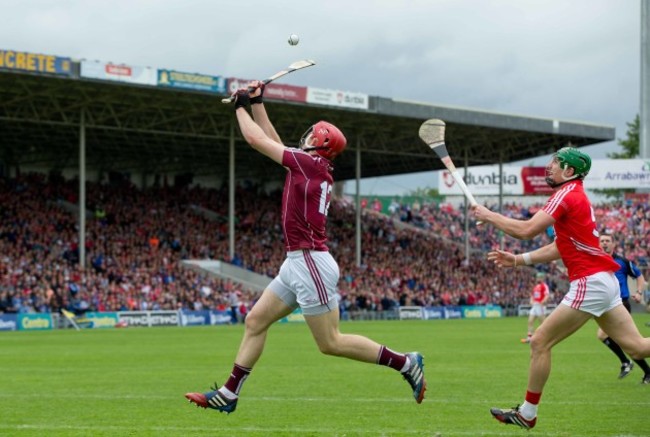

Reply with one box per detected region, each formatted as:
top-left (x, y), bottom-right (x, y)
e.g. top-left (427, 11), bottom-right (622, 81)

top-left (281, 148), bottom-right (333, 252)
top-left (532, 282), bottom-right (549, 304)
top-left (542, 180), bottom-right (619, 281)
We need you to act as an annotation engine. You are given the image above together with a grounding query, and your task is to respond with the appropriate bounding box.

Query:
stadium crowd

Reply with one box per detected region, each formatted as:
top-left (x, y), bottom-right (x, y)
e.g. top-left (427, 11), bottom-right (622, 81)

top-left (0, 173), bottom-right (648, 319)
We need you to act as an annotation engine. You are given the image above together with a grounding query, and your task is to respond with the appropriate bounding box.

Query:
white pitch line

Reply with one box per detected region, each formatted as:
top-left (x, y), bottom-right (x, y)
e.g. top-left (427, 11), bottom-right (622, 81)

top-left (0, 392), bottom-right (648, 407)
top-left (1, 424), bottom-right (646, 437)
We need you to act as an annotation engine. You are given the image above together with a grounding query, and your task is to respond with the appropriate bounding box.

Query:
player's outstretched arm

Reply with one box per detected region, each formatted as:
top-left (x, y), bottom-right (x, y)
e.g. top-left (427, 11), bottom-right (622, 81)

top-left (248, 81), bottom-right (282, 144)
top-left (473, 206), bottom-right (555, 240)
top-left (487, 242), bottom-right (560, 268)
top-left (523, 242), bottom-right (561, 265)
top-left (235, 103), bottom-right (285, 164)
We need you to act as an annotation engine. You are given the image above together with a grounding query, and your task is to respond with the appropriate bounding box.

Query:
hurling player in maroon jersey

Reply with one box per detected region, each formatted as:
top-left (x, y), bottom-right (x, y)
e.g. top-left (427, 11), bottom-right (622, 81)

top-left (185, 82), bottom-right (426, 414)
top-left (472, 147), bottom-right (650, 430)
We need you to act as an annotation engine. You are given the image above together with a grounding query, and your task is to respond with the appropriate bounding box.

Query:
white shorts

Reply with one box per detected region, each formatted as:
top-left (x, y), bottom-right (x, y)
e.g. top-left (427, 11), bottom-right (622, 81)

top-left (530, 303), bottom-right (545, 318)
top-left (268, 250), bottom-right (339, 316)
top-left (560, 271), bottom-right (621, 317)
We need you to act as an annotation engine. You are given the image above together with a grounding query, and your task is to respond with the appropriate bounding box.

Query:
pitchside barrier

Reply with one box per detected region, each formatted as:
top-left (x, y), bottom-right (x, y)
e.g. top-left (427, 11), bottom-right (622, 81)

top-left (516, 304), bottom-right (558, 317)
top-left (0, 305), bottom-right (508, 331)
top-left (0, 313), bottom-right (54, 331)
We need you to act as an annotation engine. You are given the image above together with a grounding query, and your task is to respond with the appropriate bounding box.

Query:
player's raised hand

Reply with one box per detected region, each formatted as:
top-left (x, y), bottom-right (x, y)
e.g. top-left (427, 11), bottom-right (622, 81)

top-left (232, 88), bottom-right (250, 110)
top-left (248, 80), bottom-right (265, 104)
top-left (487, 249), bottom-right (517, 268)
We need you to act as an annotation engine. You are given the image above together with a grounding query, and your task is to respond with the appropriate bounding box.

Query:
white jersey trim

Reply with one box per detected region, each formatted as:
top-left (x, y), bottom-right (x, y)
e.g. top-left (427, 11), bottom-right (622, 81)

top-left (544, 182), bottom-right (576, 215)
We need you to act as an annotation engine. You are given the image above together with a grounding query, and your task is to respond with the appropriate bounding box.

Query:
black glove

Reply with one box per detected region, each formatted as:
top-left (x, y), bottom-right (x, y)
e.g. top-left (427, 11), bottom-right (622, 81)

top-left (233, 90), bottom-right (250, 110)
top-left (249, 83), bottom-right (265, 105)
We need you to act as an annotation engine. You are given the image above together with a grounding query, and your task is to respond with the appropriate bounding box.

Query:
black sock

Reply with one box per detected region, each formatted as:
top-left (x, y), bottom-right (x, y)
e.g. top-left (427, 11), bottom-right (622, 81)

top-left (602, 337), bottom-right (629, 364)
top-left (633, 359), bottom-right (650, 375)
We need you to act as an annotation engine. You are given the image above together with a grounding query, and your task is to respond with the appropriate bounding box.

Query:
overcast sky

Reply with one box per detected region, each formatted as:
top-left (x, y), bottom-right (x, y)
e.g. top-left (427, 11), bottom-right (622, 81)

top-left (1, 0), bottom-right (642, 195)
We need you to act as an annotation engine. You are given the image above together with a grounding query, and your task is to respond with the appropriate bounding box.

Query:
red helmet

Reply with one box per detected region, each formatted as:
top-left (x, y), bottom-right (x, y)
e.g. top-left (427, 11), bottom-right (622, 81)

top-left (299, 121), bottom-right (347, 159)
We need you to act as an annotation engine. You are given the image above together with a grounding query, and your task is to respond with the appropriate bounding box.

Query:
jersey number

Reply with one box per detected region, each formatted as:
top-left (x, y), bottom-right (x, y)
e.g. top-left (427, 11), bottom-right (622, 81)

top-left (318, 181), bottom-right (332, 215)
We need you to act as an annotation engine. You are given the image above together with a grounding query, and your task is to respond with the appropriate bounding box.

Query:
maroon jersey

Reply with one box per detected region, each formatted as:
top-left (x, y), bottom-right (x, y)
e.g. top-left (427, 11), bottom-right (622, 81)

top-left (281, 148), bottom-right (333, 251)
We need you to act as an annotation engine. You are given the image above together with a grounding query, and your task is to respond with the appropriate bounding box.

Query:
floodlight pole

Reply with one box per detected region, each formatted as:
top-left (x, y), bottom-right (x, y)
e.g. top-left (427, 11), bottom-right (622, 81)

top-left (498, 151), bottom-right (504, 213)
top-left (641, 0), bottom-right (649, 159)
top-left (498, 151), bottom-right (504, 251)
top-left (229, 120), bottom-right (235, 261)
top-left (355, 137), bottom-right (362, 268)
top-left (463, 149), bottom-right (470, 263)
top-left (79, 108), bottom-right (86, 270)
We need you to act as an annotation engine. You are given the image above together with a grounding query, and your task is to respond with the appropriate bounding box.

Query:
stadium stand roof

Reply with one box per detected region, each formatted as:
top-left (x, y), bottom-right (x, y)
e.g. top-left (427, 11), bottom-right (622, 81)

top-left (0, 71), bottom-right (615, 182)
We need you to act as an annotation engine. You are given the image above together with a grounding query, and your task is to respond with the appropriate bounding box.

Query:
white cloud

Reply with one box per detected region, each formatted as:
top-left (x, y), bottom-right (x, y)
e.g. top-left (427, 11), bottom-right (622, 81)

top-left (0, 0), bottom-right (641, 194)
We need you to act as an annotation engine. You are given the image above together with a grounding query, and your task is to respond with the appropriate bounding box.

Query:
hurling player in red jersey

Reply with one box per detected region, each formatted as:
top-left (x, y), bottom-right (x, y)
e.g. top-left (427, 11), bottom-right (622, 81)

top-left (472, 147), bottom-right (650, 430)
top-left (520, 272), bottom-right (550, 344)
top-left (185, 82), bottom-right (426, 414)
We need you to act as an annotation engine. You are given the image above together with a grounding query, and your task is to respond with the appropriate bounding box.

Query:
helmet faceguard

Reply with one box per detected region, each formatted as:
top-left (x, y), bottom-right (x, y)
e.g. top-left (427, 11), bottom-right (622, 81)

top-left (299, 121), bottom-right (347, 160)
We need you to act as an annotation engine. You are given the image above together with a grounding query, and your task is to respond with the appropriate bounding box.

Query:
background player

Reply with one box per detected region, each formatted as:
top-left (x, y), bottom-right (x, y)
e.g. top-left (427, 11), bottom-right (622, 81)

top-left (598, 232), bottom-right (650, 383)
top-left (521, 272), bottom-right (550, 344)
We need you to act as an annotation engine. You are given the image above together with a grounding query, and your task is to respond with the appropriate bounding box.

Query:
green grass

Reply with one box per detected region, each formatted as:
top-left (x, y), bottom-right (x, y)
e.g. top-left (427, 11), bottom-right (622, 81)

top-left (1, 315), bottom-right (649, 436)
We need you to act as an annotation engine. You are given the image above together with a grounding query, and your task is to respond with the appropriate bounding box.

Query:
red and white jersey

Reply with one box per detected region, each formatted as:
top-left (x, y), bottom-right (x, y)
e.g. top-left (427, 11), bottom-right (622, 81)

top-left (542, 180), bottom-right (619, 281)
top-left (532, 282), bottom-right (549, 304)
top-left (281, 148), bottom-right (333, 252)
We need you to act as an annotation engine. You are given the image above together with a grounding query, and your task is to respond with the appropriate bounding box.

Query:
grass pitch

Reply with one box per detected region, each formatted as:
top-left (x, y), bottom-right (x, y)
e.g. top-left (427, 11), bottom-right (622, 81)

top-left (1, 315), bottom-right (649, 436)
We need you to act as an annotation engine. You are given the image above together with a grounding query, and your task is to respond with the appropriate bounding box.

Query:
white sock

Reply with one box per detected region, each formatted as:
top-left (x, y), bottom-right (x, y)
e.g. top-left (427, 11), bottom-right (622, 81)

top-left (400, 356), bottom-right (411, 373)
top-left (219, 386), bottom-right (238, 399)
top-left (520, 401), bottom-right (537, 420)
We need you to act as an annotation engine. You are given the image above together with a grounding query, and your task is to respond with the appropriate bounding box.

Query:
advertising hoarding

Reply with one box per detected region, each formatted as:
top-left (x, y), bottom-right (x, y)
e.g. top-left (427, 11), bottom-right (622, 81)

top-left (306, 87), bottom-right (369, 109)
top-left (438, 160), bottom-right (650, 195)
top-left (81, 60), bottom-right (157, 85)
top-left (0, 49), bottom-right (72, 76)
top-left (158, 69), bottom-right (225, 93)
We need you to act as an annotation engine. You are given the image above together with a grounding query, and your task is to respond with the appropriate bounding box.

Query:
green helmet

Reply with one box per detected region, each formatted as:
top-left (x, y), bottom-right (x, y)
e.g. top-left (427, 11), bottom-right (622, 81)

top-left (555, 147), bottom-right (591, 177)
